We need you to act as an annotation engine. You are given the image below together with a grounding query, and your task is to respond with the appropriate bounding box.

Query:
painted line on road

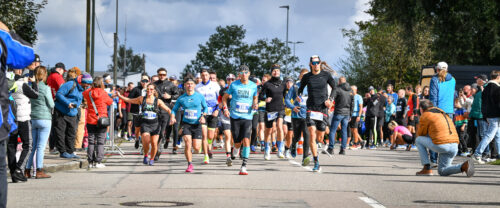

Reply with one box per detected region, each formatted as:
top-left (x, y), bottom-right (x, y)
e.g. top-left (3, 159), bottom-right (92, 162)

top-left (288, 160), bottom-right (313, 171)
top-left (358, 197), bottom-right (385, 208)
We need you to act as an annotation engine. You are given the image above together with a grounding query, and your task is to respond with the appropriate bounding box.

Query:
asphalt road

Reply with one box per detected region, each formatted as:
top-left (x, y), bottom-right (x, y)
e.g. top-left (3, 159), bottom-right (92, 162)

top-left (7, 142), bottom-right (500, 208)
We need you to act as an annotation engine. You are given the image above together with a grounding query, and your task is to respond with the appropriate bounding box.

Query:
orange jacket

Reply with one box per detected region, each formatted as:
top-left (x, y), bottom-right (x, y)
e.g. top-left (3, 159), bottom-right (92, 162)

top-left (83, 88), bottom-right (113, 125)
top-left (417, 107), bottom-right (458, 145)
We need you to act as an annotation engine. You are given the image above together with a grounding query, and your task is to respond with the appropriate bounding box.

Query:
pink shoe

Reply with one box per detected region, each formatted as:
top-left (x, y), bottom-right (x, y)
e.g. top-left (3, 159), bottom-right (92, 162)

top-left (185, 164), bottom-right (194, 173)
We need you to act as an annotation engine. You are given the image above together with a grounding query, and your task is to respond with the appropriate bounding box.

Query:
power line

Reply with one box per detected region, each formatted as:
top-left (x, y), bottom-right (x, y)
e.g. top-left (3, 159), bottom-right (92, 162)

top-left (95, 14), bottom-right (112, 48)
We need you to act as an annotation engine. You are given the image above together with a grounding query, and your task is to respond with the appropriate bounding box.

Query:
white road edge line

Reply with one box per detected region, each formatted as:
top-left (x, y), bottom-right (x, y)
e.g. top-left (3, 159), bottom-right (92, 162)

top-left (358, 197), bottom-right (386, 208)
top-left (288, 160), bottom-right (313, 171)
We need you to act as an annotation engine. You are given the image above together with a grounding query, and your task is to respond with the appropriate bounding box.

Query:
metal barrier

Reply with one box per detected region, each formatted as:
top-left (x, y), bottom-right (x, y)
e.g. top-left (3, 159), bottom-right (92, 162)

top-left (105, 106), bottom-right (125, 157)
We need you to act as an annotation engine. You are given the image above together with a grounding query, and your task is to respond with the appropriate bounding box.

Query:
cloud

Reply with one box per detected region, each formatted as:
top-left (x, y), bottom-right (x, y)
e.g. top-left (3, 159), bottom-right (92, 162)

top-left (348, 0), bottom-right (373, 29)
top-left (34, 0), bottom-right (364, 79)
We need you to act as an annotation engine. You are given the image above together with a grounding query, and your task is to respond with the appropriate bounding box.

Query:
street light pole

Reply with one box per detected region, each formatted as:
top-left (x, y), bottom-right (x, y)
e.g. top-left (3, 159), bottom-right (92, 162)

top-left (280, 5), bottom-right (289, 75)
top-left (113, 0), bottom-right (118, 86)
top-left (287, 41), bottom-right (303, 74)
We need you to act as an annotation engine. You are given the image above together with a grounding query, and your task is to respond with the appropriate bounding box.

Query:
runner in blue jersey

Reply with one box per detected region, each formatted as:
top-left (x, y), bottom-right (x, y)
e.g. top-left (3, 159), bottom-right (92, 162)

top-left (170, 75), bottom-right (208, 173)
top-left (195, 68), bottom-right (221, 163)
top-left (222, 65), bottom-right (258, 175)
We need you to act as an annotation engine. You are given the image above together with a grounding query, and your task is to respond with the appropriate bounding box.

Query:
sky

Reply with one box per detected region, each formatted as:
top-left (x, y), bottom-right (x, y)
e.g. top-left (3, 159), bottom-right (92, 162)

top-left (34, 0), bottom-right (372, 78)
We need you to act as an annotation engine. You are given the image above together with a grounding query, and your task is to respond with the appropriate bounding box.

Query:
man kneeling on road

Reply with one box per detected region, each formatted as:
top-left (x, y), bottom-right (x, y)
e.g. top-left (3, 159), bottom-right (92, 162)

top-left (415, 99), bottom-right (474, 177)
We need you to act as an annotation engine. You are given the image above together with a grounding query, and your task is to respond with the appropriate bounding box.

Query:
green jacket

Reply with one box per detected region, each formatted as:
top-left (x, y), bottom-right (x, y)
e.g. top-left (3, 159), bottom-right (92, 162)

top-left (30, 82), bottom-right (54, 120)
top-left (469, 87), bottom-right (483, 119)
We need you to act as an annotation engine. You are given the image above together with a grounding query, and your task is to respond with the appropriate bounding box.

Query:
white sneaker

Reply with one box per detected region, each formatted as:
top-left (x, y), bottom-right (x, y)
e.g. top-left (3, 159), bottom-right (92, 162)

top-left (239, 166), bottom-right (248, 175)
top-left (472, 155), bottom-right (485, 164)
top-left (284, 149), bottom-right (291, 159)
top-left (264, 150), bottom-right (271, 160)
top-left (95, 163), bottom-right (106, 168)
top-left (88, 163), bottom-right (94, 169)
top-left (484, 158), bottom-right (497, 163)
top-left (277, 151), bottom-right (284, 159)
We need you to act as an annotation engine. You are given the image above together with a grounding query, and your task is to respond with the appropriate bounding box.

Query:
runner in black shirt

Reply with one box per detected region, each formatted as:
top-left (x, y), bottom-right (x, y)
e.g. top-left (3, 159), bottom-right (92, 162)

top-left (129, 75), bottom-right (150, 149)
top-left (259, 64), bottom-right (287, 160)
top-left (395, 89), bottom-right (408, 126)
top-left (365, 86), bottom-right (380, 149)
top-left (297, 55), bottom-right (336, 172)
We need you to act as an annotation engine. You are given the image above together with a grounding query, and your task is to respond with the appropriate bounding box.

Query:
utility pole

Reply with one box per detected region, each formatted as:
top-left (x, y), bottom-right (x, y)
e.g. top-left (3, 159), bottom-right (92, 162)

top-left (280, 5), bottom-right (290, 75)
top-left (123, 16), bottom-right (127, 74)
top-left (90, 0), bottom-right (95, 76)
top-left (85, 0), bottom-right (91, 73)
top-left (142, 54), bottom-right (146, 74)
top-left (113, 0), bottom-right (118, 86)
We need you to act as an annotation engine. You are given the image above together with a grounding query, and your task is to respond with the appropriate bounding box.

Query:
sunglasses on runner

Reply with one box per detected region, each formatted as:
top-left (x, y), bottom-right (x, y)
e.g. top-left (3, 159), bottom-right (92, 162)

top-left (311, 61), bottom-right (320, 66)
top-left (239, 71), bottom-right (249, 75)
top-left (158, 73), bottom-right (167, 76)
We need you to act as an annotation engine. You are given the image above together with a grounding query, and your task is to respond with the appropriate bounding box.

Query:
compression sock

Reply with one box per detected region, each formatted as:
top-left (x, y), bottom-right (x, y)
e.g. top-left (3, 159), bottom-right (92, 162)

top-left (272, 141), bottom-right (276, 148)
top-left (208, 139), bottom-right (213, 145)
top-left (260, 141), bottom-right (264, 147)
top-left (264, 142), bottom-right (269, 152)
top-left (242, 158), bottom-right (248, 167)
top-left (313, 156), bottom-right (318, 162)
top-left (276, 141), bottom-right (282, 151)
top-left (242, 146), bottom-right (250, 159)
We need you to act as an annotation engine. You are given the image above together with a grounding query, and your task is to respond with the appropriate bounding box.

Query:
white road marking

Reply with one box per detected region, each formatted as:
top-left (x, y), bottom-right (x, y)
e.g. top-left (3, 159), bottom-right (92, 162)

top-left (358, 197), bottom-right (386, 208)
top-left (288, 160), bottom-right (313, 171)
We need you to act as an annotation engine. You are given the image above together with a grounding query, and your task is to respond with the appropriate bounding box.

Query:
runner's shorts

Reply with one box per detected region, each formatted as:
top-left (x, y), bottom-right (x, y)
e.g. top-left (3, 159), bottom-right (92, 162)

top-left (181, 122), bottom-right (203, 139)
top-left (264, 110), bottom-right (286, 128)
top-left (349, 116), bottom-right (359, 129)
top-left (203, 115), bottom-right (218, 129)
top-left (219, 114), bottom-right (231, 131)
top-left (141, 119), bottom-right (160, 135)
top-left (306, 109), bottom-right (329, 132)
top-left (230, 118), bottom-right (252, 143)
top-left (258, 110), bottom-right (266, 123)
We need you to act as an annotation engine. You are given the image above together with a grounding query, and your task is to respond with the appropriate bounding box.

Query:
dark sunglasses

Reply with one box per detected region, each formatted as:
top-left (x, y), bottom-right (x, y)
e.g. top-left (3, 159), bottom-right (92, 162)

top-left (311, 61), bottom-right (320, 66)
top-left (158, 73), bottom-right (167, 76)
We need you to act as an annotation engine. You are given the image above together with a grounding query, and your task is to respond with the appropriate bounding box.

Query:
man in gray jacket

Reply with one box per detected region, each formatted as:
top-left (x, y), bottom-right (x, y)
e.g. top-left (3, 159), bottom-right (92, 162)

top-left (327, 77), bottom-right (353, 155)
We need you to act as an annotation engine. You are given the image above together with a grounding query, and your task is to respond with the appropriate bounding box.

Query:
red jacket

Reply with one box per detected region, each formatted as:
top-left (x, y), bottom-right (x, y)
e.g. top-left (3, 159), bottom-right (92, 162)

top-left (47, 72), bottom-right (65, 99)
top-left (83, 88), bottom-right (113, 125)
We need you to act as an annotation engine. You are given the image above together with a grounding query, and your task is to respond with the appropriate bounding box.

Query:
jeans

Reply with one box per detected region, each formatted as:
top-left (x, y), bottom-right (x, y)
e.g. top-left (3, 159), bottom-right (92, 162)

top-left (474, 118), bottom-right (500, 157)
top-left (27, 120), bottom-right (52, 169)
top-left (0, 140), bottom-right (7, 208)
top-left (329, 114), bottom-right (349, 150)
top-left (416, 136), bottom-right (462, 176)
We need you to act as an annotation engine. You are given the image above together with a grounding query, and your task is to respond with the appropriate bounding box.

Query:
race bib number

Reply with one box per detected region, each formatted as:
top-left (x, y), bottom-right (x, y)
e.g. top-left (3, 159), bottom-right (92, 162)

top-left (396, 105), bottom-right (402, 112)
top-left (236, 102), bottom-right (250, 113)
top-left (267, 112), bottom-right (278, 121)
top-left (184, 109), bottom-right (198, 120)
top-left (284, 116), bottom-right (291, 123)
top-left (310, 111), bottom-right (324, 121)
top-left (142, 111), bottom-right (157, 120)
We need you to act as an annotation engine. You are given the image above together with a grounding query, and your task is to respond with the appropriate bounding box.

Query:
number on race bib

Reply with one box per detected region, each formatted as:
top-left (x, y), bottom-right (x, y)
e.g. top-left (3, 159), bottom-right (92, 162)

top-left (267, 112), bottom-right (278, 121)
top-left (236, 102), bottom-right (250, 113)
top-left (142, 111), bottom-right (157, 120)
top-left (284, 116), bottom-right (291, 123)
top-left (310, 111), bottom-right (324, 121)
top-left (184, 109), bottom-right (198, 120)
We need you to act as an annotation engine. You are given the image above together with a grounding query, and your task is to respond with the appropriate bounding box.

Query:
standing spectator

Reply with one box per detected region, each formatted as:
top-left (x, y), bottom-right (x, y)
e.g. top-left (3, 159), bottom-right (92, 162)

top-left (124, 82), bottom-right (133, 140)
top-left (53, 68), bottom-right (86, 159)
top-left (26, 66), bottom-right (54, 179)
top-left (8, 68), bottom-right (39, 183)
top-left (365, 86), bottom-right (380, 149)
top-left (46, 62), bottom-right (65, 153)
top-left (74, 74), bottom-right (92, 150)
top-left (420, 86), bottom-right (430, 100)
top-left (472, 70), bottom-right (500, 164)
top-left (376, 88), bottom-right (387, 146)
top-left (347, 85), bottom-right (363, 149)
top-left (0, 20), bottom-right (35, 208)
top-left (327, 77), bottom-right (353, 155)
top-left (386, 84), bottom-right (398, 103)
top-left (415, 100), bottom-right (474, 177)
top-left (83, 76), bottom-right (113, 168)
top-left (429, 61), bottom-right (456, 117)
top-left (469, 75), bottom-right (488, 154)
top-left (384, 96), bottom-right (396, 145)
top-left (395, 89), bottom-right (407, 126)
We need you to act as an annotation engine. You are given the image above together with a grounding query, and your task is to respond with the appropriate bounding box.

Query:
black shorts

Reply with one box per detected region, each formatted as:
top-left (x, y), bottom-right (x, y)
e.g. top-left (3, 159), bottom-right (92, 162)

top-left (230, 118), bottom-right (252, 143)
top-left (181, 122), bottom-right (203, 139)
top-left (132, 114), bottom-right (141, 127)
top-left (402, 134), bottom-right (413, 144)
top-left (258, 111), bottom-right (266, 123)
top-left (306, 109), bottom-right (329, 132)
top-left (349, 117), bottom-right (359, 129)
top-left (219, 115), bottom-right (231, 131)
top-left (408, 116), bottom-right (419, 126)
top-left (284, 121), bottom-right (292, 130)
top-left (264, 110), bottom-right (286, 128)
top-left (141, 120), bottom-right (160, 135)
top-left (203, 115), bottom-right (218, 129)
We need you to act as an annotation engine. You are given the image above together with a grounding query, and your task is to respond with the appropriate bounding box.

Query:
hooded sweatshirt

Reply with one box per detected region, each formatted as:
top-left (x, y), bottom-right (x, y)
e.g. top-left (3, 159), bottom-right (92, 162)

top-left (429, 73), bottom-right (455, 114)
top-left (332, 82), bottom-right (353, 116)
top-left (481, 80), bottom-right (500, 118)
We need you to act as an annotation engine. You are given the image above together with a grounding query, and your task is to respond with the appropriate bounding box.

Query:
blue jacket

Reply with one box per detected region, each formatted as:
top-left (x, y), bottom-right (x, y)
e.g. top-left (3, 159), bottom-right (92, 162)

top-left (54, 79), bottom-right (84, 116)
top-left (285, 83), bottom-right (307, 119)
top-left (1, 29), bottom-right (34, 141)
top-left (429, 73), bottom-right (455, 114)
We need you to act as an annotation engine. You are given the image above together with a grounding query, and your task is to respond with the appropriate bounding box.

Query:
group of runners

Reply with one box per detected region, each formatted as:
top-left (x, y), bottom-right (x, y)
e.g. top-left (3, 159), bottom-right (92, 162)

top-left (117, 55), bottom-right (338, 175)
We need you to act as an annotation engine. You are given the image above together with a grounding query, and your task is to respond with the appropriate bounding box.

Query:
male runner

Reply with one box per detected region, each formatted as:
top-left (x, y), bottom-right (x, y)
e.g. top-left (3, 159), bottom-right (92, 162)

top-left (218, 74), bottom-right (235, 166)
top-left (297, 55), bottom-right (336, 172)
top-left (222, 65), bottom-right (258, 175)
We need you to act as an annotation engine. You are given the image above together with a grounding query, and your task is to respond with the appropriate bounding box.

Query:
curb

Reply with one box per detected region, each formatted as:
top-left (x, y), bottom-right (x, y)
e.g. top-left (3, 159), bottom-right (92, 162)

top-left (44, 159), bottom-right (89, 173)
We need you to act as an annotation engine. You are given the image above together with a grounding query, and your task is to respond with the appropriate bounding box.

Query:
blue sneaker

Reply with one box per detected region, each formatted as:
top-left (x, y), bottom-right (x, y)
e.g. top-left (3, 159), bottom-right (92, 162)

top-left (143, 156), bottom-right (149, 164)
top-left (60, 152), bottom-right (72, 158)
top-left (250, 145), bottom-right (256, 152)
top-left (369, 145), bottom-right (377, 150)
top-left (149, 159), bottom-right (154, 166)
top-left (312, 162), bottom-right (321, 172)
top-left (291, 148), bottom-right (297, 158)
top-left (70, 153), bottom-right (80, 159)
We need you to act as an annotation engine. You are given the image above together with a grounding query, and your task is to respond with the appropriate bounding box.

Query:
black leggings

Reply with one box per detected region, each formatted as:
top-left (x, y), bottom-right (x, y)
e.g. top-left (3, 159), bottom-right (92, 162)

top-left (292, 118), bottom-right (310, 158)
top-left (7, 121), bottom-right (32, 172)
top-left (365, 116), bottom-right (377, 147)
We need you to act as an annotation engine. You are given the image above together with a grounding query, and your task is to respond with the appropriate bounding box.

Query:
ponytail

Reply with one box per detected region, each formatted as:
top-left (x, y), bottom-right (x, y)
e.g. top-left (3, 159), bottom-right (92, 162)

top-left (438, 70), bottom-right (447, 82)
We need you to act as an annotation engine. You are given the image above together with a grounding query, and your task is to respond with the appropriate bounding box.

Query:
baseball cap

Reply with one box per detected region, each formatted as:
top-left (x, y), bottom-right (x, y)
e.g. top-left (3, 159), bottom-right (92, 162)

top-left (169, 75), bottom-right (177, 80)
top-left (226, 73), bottom-right (236, 80)
top-left (55, 62), bottom-right (66, 71)
top-left (368, 86), bottom-right (375, 91)
top-left (474, 74), bottom-right (488, 82)
top-left (436, 62), bottom-right (448, 71)
top-left (34, 54), bottom-right (42, 62)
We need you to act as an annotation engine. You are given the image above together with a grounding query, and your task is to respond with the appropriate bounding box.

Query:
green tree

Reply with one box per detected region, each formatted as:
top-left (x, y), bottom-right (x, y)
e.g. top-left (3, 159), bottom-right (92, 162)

top-left (0, 0), bottom-right (47, 44)
top-left (107, 44), bottom-right (145, 73)
top-left (183, 25), bottom-right (298, 80)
